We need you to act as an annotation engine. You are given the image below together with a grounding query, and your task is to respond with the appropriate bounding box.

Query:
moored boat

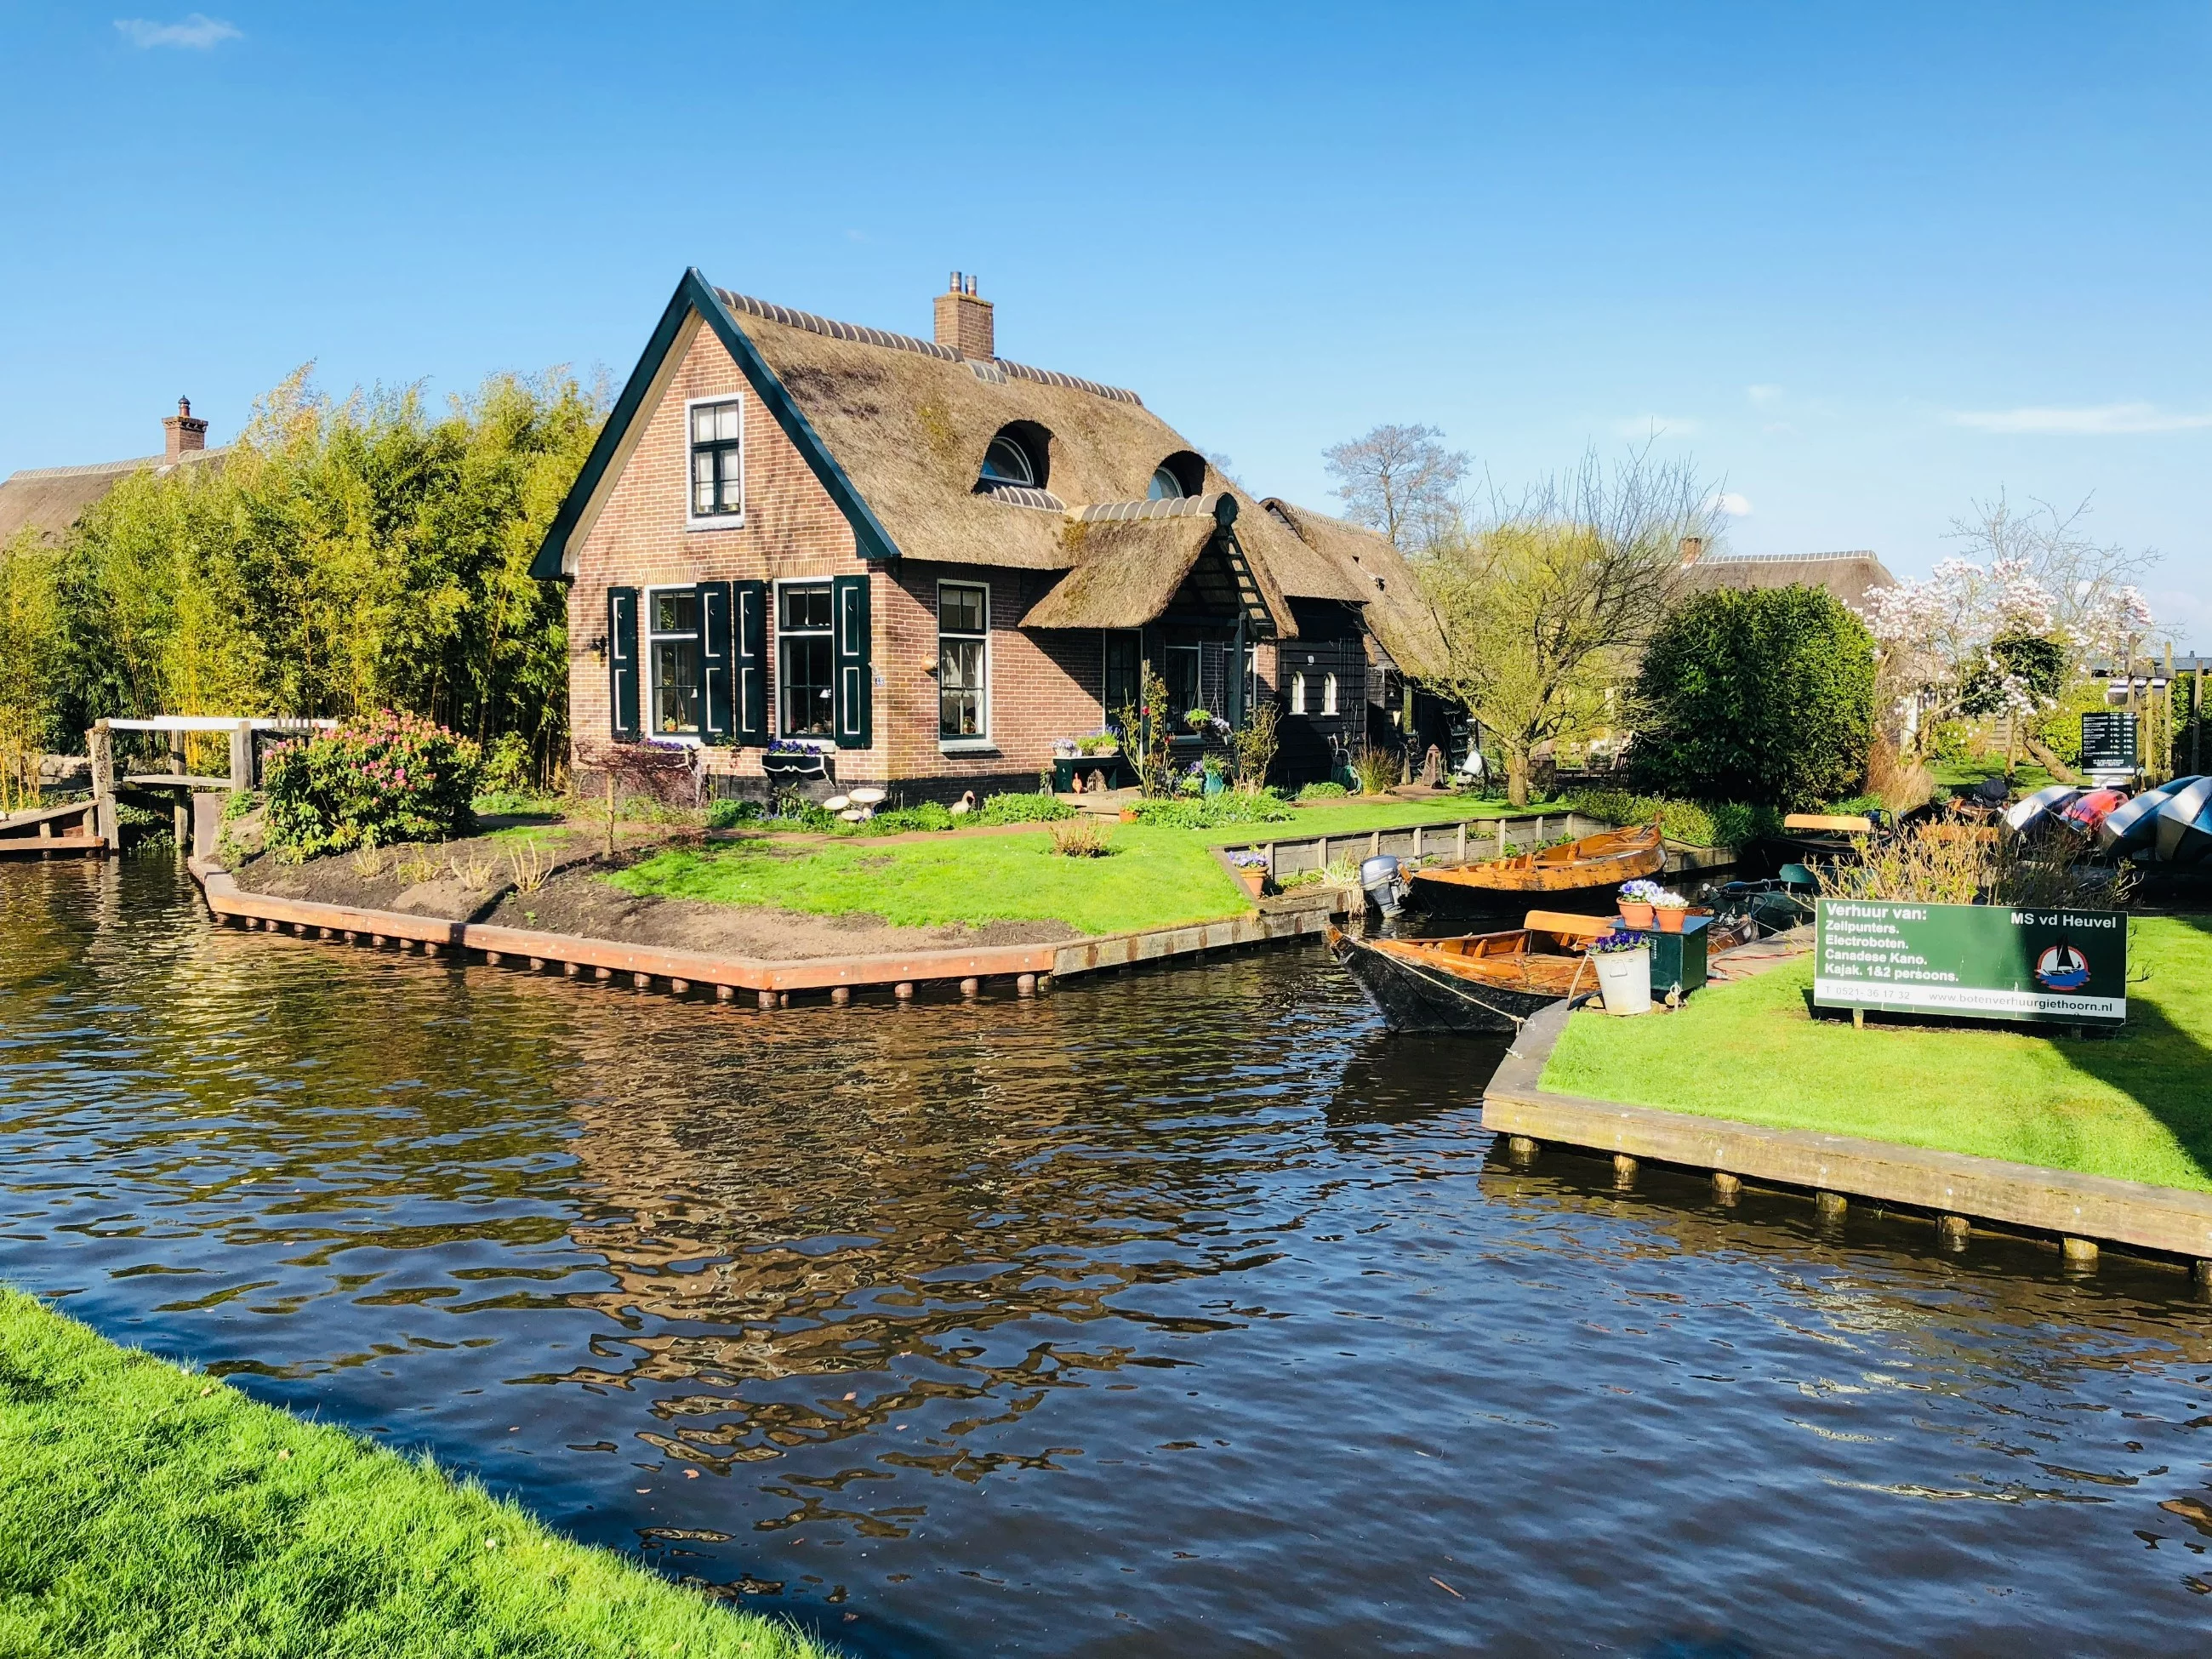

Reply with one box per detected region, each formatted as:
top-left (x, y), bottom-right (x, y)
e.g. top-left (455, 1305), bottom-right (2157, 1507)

top-left (1327, 909), bottom-right (1613, 1034)
top-left (1759, 810), bottom-right (1888, 869)
top-left (1410, 822), bottom-right (1663, 905)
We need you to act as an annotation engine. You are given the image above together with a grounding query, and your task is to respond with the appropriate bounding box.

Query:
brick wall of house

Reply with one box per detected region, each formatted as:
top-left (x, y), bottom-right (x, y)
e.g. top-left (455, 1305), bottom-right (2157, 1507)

top-left (566, 322), bottom-right (1124, 801)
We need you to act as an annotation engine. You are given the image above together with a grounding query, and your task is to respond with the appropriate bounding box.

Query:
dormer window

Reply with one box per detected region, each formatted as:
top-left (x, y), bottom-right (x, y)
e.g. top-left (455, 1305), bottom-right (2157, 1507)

top-left (688, 397), bottom-right (744, 522)
top-left (980, 436), bottom-right (1035, 487)
top-left (1149, 450), bottom-right (1206, 500)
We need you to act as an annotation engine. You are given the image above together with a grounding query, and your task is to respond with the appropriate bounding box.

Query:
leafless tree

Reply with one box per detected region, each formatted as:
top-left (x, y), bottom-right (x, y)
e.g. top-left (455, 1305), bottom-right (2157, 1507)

top-left (1944, 490), bottom-right (2168, 658)
top-left (1323, 424), bottom-right (1469, 550)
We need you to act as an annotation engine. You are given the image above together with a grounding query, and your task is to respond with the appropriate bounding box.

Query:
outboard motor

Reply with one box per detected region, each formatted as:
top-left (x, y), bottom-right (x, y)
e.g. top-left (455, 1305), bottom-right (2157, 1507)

top-left (1360, 852), bottom-right (1410, 919)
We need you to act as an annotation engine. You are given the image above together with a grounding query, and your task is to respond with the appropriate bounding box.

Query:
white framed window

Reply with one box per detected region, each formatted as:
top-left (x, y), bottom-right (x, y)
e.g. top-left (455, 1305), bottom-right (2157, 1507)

top-left (647, 586), bottom-right (704, 740)
top-left (938, 581), bottom-right (990, 742)
top-left (1323, 670), bottom-right (1339, 716)
top-left (1290, 670), bottom-right (1308, 715)
top-left (687, 396), bottom-right (744, 525)
top-left (776, 580), bottom-right (835, 739)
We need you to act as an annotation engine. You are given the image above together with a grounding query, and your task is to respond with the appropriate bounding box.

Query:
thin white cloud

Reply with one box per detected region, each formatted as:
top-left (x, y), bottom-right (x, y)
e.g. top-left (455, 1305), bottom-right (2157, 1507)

top-left (116, 14), bottom-right (239, 48)
top-left (1707, 492), bottom-right (1753, 517)
top-left (1616, 414), bottom-right (1699, 438)
top-left (1949, 402), bottom-right (2212, 436)
top-left (1746, 384), bottom-right (1783, 406)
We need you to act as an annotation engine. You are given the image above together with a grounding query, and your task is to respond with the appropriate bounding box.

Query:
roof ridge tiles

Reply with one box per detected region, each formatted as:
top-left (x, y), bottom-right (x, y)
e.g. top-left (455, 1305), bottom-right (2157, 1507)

top-left (715, 287), bottom-right (1141, 407)
top-left (1065, 492), bottom-right (1234, 524)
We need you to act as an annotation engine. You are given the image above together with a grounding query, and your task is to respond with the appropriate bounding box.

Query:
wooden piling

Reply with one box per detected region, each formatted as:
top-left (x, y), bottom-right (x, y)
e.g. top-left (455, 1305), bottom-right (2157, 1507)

top-left (1816, 1190), bottom-right (1848, 1224)
top-left (2061, 1236), bottom-right (2099, 1269)
top-left (960, 977), bottom-right (980, 999)
top-left (1712, 1171), bottom-right (1742, 1205)
top-left (894, 982), bottom-right (915, 1001)
top-left (830, 985), bottom-right (851, 1006)
top-left (1612, 1153), bottom-right (1638, 1189)
top-left (1937, 1214), bottom-right (1970, 1251)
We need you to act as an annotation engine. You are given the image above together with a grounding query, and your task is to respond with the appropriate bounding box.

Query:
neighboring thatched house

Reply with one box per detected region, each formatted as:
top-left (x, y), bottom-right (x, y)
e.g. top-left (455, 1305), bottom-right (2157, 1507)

top-left (0, 399), bottom-right (224, 550)
top-left (1677, 544), bottom-right (1896, 611)
top-left (531, 270), bottom-right (1426, 797)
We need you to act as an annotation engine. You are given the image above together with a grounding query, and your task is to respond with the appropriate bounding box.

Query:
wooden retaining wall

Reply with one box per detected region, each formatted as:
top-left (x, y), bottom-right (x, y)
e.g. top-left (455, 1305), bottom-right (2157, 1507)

top-left (1483, 1001), bottom-right (2212, 1271)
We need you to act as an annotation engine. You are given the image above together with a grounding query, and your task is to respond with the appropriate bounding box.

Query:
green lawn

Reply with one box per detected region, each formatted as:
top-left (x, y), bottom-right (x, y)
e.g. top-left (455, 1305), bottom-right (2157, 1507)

top-left (1542, 915), bottom-right (2212, 1193)
top-left (0, 1291), bottom-right (832, 1659)
top-left (613, 823), bottom-right (1251, 935)
top-left (1931, 757), bottom-right (2061, 794)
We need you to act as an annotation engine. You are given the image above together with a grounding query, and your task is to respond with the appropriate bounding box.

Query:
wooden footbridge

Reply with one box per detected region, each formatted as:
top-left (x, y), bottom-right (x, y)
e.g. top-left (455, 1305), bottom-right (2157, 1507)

top-left (0, 715), bottom-right (332, 859)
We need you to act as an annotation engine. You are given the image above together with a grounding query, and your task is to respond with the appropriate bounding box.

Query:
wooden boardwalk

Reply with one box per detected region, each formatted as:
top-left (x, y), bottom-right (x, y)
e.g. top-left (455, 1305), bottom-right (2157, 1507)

top-left (1482, 1000), bottom-right (2212, 1274)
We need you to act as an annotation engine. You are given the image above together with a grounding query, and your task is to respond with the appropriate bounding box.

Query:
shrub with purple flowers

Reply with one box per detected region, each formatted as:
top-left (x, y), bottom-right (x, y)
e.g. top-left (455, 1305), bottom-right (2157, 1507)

top-left (262, 711), bottom-right (482, 860)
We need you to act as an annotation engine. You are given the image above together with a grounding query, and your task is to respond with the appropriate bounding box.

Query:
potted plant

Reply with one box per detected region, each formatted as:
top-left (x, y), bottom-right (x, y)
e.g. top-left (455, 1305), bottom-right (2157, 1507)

top-left (1588, 929), bottom-right (1652, 1016)
top-left (1227, 850), bottom-right (1270, 899)
top-left (1651, 891), bottom-right (1690, 932)
top-left (1185, 708), bottom-right (1216, 733)
top-left (761, 738), bottom-right (829, 781)
top-left (1076, 732), bottom-right (1120, 757)
top-left (1617, 878), bottom-right (1662, 929)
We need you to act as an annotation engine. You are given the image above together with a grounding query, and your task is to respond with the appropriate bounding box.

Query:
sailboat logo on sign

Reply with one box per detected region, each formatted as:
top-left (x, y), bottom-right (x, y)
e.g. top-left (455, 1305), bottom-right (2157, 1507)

top-left (2033, 942), bottom-right (2093, 991)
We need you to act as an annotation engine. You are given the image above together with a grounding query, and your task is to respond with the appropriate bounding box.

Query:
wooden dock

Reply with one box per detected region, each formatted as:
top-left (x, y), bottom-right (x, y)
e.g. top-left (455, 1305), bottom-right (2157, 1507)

top-left (1482, 1000), bottom-right (2212, 1276)
top-left (0, 799), bottom-right (105, 858)
top-left (187, 855), bottom-right (1338, 1006)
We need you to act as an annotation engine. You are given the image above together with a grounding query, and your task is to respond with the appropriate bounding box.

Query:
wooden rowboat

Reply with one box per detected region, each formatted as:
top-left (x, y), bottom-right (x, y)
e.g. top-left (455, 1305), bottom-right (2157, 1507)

top-left (1410, 821), bottom-right (1663, 900)
top-left (1328, 909), bottom-right (1614, 1034)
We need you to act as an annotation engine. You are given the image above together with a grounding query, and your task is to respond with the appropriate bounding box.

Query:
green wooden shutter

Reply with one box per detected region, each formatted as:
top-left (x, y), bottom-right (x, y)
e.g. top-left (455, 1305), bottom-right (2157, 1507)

top-left (698, 580), bottom-right (733, 744)
top-left (607, 586), bottom-right (641, 739)
top-left (833, 573), bottom-right (873, 750)
top-left (734, 579), bottom-right (767, 744)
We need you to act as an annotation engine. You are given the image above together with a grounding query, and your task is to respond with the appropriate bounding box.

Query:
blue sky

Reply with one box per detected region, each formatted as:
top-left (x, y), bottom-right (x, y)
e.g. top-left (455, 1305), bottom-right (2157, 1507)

top-left (3, 3), bottom-right (2206, 636)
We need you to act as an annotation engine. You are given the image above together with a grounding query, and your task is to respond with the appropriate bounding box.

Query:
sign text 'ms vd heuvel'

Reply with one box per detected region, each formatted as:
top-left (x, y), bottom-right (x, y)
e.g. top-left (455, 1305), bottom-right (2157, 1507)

top-left (1813, 899), bottom-right (2128, 1025)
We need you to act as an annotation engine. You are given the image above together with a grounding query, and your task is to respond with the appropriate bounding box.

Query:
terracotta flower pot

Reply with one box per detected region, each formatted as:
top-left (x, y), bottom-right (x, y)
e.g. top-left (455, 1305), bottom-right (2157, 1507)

top-left (1236, 869), bottom-right (1267, 899)
top-left (1619, 901), bottom-right (1656, 929)
top-left (1654, 906), bottom-right (1687, 933)
top-left (1119, 807), bottom-right (1138, 823)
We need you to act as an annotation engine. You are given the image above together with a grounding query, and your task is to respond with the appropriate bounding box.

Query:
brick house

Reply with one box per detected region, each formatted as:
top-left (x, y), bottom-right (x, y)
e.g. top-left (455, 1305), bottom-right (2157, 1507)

top-left (531, 271), bottom-right (1438, 800)
top-left (0, 398), bottom-right (223, 550)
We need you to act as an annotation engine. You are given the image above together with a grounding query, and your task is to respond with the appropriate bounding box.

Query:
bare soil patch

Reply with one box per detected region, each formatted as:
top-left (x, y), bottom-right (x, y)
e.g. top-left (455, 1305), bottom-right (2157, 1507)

top-left (228, 829), bottom-right (1077, 959)
top-left (482, 865), bottom-right (1076, 960)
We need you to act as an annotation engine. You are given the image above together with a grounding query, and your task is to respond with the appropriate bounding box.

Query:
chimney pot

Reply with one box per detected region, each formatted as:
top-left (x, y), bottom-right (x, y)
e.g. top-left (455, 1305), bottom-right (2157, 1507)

top-left (933, 273), bottom-right (995, 360)
top-left (1678, 535), bottom-right (1706, 567)
top-left (162, 395), bottom-right (210, 460)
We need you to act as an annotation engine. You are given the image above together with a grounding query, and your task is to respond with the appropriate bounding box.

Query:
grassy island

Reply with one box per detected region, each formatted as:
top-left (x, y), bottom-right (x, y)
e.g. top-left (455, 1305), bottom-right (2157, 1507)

top-left (1542, 915), bottom-right (2212, 1194)
top-left (0, 1290), bottom-right (831, 1659)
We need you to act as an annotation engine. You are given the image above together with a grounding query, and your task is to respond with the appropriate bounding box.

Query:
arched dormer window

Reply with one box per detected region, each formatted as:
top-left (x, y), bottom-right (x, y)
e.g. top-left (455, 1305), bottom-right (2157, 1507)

top-left (981, 436), bottom-right (1034, 487)
top-left (976, 422), bottom-right (1051, 493)
top-left (1149, 450), bottom-right (1206, 500)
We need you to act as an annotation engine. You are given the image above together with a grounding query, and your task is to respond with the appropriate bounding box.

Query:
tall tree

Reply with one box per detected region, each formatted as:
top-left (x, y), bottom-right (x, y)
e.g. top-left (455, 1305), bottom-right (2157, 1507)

top-left (1414, 448), bottom-right (1719, 805)
top-left (1322, 423), bottom-right (1468, 550)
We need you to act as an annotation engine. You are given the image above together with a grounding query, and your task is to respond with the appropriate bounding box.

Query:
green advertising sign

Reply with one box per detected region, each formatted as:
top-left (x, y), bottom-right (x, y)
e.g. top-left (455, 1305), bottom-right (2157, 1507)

top-left (1814, 899), bottom-right (2128, 1025)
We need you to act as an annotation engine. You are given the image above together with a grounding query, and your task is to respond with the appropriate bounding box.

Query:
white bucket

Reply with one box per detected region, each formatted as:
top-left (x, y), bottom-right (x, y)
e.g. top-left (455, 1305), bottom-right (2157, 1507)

top-left (1593, 946), bottom-right (1651, 1016)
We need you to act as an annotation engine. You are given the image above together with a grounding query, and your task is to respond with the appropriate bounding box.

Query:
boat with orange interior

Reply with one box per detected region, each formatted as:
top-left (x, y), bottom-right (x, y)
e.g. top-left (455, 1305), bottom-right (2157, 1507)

top-left (1409, 821), bottom-right (1663, 906)
top-left (1327, 909), bottom-right (1615, 1034)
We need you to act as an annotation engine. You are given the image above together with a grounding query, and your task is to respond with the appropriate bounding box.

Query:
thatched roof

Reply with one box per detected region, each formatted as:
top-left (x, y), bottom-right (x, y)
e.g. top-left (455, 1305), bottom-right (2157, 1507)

top-left (1260, 499), bottom-right (1445, 676)
top-left (1680, 550), bottom-right (1896, 610)
top-left (1020, 493), bottom-right (1291, 633)
top-left (0, 449), bottom-right (225, 549)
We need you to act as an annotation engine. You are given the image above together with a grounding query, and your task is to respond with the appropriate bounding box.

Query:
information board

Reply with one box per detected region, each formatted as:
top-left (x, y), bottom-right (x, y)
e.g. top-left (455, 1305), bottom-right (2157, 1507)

top-left (2081, 710), bottom-right (2139, 772)
top-left (1814, 899), bottom-right (2128, 1025)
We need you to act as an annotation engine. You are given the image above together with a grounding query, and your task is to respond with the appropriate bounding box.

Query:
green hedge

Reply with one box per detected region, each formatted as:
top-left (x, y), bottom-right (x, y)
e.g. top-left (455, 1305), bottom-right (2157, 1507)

top-left (1568, 789), bottom-right (1781, 850)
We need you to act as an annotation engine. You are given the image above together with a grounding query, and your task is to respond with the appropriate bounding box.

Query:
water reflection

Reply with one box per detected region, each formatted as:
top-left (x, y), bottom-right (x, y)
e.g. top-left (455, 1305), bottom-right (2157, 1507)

top-left (4, 858), bottom-right (2212, 1656)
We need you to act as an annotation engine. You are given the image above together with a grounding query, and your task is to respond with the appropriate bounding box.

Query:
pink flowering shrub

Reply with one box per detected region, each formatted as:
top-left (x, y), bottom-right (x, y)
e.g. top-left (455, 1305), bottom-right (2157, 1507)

top-left (262, 711), bottom-right (482, 860)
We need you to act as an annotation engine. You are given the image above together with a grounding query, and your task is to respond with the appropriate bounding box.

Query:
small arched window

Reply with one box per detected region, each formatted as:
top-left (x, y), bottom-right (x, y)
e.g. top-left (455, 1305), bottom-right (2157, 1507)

top-left (1149, 450), bottom-right (1206, 500)
top-left (1323, 671), bottom-right (1339, 716)
top-left (1290, 671), bottom-right (1308, 715)
top-left (980, 436), bottom-right (1035, 487)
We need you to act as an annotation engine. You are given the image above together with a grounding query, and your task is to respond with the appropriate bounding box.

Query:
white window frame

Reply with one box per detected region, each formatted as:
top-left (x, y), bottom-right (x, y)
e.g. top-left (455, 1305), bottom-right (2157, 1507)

top-left (937, 579), bottom-right (996, 754)
top-left (685, 395), bottom-right (745, 529)
top-left (1323, 670), bottom-right (1339, 716)
top-left (1290, 670), bottom-right (1308, 715)
top-left (772, 576), bottom-right (836, 749)
top-left (643, 584), bottom-right (704, 747)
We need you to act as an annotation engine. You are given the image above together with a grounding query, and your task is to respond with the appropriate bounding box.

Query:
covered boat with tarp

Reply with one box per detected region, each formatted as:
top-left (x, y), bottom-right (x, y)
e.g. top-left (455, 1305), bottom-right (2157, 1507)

top-left (1410, 822), bottom-right (1663, 905)
top-left (2144, 776), bottom-right (2212, 865)
top-left (2096, 775), bottom-right (2207, 858)
top-left (2004, 784), bottom-right (2082, 834)
top-left (2061, 787), bottom-right (2129, 836)
top-left (1327, 909), bottom-right (1612, 1034)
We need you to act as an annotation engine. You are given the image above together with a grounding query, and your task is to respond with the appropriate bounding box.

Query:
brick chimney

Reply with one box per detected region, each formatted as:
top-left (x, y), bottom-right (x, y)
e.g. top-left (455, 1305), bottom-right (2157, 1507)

top-left (162, 396), bottom-right (208, 459)
top-left (1678, 535), bottom-right (1707, 567)
top-left (933, 271), bottom-right (994, 361)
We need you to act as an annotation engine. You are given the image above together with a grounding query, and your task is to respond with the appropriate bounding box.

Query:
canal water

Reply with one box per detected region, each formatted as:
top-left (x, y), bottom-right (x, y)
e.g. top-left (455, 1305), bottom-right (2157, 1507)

top-left (5, 857), bottom-right (2211, 1656)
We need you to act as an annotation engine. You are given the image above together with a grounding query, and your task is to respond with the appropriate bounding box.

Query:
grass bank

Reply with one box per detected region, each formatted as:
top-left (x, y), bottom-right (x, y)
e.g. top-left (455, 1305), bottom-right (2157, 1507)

top-left (0, 1289), bottom-right (833, 1659)
top-left (613, 823), bottom-right (1250, 935)
top-left (1541, 916), bottom-right (2212, 1193)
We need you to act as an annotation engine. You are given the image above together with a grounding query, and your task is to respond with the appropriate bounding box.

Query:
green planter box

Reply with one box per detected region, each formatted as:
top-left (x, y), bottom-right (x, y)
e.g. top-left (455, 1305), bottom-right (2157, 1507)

top-left (1648, 915), bottom-right (1709, 999)
top-left (1053, 754), bottom-right (1136, 792)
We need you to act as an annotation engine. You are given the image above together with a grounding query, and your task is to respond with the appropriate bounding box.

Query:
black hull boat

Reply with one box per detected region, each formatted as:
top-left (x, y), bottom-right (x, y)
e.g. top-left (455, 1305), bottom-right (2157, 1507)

top-left (1326, 911), bottom-right (1610, 1035)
